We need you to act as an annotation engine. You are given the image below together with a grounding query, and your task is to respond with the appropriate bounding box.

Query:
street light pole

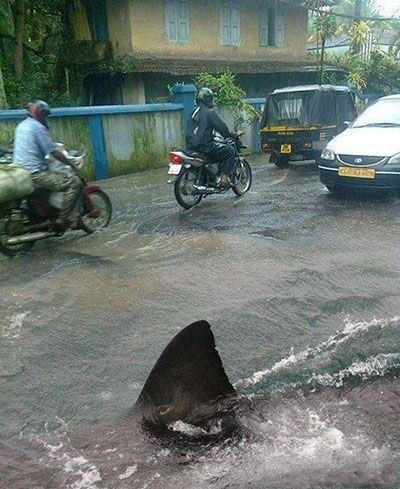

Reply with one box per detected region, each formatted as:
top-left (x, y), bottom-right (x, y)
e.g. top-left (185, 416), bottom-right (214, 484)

top-left (354, 0), bottom-right (362, 23)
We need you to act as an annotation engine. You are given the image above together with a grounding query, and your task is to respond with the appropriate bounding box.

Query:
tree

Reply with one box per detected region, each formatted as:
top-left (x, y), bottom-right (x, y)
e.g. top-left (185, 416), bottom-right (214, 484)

top-left (309, 8), bottom-right (341, 84)
top-left (0, 0), bottom-right (75, 108)
top-left (0, 64), bottom-right (7, 108)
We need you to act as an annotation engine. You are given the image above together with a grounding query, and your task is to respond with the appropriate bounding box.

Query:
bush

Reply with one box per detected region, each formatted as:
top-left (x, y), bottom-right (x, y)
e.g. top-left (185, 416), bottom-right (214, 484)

top-left (194, 71), bottom-right (260, 120)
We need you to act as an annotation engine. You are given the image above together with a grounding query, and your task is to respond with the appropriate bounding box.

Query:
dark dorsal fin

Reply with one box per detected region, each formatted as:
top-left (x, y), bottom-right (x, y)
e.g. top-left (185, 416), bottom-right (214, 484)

top-left (133, 320), bottom-right (236, 425)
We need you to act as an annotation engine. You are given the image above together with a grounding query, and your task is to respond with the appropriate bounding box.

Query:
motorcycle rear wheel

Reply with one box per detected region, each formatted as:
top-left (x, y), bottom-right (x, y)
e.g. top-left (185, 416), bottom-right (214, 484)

top-left (78, 189), bottom-right (112, 234)
top-left (0, 212), bottom-right (34, 258)
top-left (174, 169), bottom-right (202, 209)
top-left (232, 160), bottom-right (252, 196)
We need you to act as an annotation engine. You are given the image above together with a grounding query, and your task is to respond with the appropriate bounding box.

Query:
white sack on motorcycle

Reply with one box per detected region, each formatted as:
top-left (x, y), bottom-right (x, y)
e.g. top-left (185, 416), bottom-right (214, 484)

top-left (0, 164), bottom-right (34, 204)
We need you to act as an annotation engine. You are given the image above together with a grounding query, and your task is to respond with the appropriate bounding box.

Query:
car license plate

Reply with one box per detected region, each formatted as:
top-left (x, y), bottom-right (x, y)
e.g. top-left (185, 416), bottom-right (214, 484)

top-left (281, 144), bottom-right (292, 154)
top-left (338, 167), bottom-right (375, 179)
top-left (168, 164), bottom-right (182, 175)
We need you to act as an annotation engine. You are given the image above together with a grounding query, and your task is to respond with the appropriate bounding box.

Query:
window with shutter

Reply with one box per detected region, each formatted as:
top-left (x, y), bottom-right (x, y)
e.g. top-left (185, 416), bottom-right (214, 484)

top-left (266, 7), bottom-right (284, 47)
top-left (177, 0), bottom-right (189, 42)
top-left (220, 2), bottom-right (231, 45)
top-left (259, 7), bottom-right (269, 47)
top-left (165, 0), bottom-right (189, 43)
top-left (230, 0), bottom-right (240, 46)
top-left (275, 9), bottom-right (284, 47)
top-left (220, 0), bottom-right (240, 46)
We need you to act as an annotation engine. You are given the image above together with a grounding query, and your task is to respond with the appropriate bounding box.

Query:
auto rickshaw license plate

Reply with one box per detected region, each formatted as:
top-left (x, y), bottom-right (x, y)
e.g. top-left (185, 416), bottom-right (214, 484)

top-left (339, 167), bottom-right (375, 179)
top-left (281, 144), bottom-right (292, 154)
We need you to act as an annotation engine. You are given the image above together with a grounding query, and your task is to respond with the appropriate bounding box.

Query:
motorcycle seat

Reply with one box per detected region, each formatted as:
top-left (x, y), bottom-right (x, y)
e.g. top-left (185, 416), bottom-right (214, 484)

top-left (184, 150), bottom-right (205, 160)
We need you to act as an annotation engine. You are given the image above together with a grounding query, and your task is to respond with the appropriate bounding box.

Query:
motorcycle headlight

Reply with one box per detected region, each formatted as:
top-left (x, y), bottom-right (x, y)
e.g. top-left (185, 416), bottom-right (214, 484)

top-left (387, 153), bottom-right (400, 165)
top-left (321, 147), bottom-right (335, 161)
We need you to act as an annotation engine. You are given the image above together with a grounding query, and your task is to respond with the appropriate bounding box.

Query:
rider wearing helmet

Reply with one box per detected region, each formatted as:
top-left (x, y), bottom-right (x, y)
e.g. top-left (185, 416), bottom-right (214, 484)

top-left (13, 100), bottom-right (81, 229)
top-left (186, 88), bottom-right (236, 188)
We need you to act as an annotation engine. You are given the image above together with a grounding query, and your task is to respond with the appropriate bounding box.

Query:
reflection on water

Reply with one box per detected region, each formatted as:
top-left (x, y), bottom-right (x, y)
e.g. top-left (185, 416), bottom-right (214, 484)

top-left (0, 161), bottom-right (399, 488)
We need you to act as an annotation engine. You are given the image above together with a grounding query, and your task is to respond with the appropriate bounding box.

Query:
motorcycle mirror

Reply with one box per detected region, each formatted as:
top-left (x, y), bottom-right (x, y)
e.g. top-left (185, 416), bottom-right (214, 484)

top-left (234, 116), bottom-right (244, 132)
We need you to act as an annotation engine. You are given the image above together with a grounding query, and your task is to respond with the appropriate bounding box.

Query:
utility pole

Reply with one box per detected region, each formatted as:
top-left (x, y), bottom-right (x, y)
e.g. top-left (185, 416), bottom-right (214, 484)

top-left (354, 0), bottom-right (362, 23)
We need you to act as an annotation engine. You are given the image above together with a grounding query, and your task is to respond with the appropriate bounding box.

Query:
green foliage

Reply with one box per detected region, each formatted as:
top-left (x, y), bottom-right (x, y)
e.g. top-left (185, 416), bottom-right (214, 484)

top-left (349, 21), bottom-right (371, 53)
top-left (0, 0), bottom-right (72, 108)
top-left (328, 50), bottom-right (400, 94)
top-left (310, 11), bottom-right (340, 43)
top-left (194, 72), bottom-right (259, 120)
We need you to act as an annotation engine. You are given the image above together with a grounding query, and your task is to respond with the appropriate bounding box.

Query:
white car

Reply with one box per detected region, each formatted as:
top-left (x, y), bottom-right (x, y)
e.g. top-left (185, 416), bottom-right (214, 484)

top-left (319, 94), bottom-right (400, 192)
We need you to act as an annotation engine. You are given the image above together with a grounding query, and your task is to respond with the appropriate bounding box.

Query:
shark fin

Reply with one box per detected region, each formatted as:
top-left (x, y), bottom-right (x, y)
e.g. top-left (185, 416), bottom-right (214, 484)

top-left (133, 320), bottom-right (236, 425)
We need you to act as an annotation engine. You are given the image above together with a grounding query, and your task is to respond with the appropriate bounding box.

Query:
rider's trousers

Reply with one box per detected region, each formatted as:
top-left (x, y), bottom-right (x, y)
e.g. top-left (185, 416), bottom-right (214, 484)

top-left (205, 143), bottom-right (236, 177)
top-left (31, 171), bottom-right (81, 219)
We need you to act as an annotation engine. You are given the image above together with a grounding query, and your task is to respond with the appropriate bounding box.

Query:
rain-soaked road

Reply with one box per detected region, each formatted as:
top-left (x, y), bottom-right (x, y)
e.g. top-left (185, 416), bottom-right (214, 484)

top-left (1, 157), bottom-right (400, 489)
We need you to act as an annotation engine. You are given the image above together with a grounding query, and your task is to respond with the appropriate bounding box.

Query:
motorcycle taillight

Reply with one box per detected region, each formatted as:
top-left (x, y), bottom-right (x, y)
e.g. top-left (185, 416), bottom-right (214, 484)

top-left (170, 153), bottom-right (183, 164)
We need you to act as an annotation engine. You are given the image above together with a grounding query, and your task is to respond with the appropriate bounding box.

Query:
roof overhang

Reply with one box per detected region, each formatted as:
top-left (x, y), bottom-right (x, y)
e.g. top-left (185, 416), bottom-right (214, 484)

top-left (89, 56), bottom-right (336, 76)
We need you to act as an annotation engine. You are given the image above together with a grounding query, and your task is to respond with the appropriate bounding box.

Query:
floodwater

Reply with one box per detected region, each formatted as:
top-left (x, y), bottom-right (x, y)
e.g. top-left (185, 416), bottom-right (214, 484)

top-left (0, 157), bottom-right (399, 488)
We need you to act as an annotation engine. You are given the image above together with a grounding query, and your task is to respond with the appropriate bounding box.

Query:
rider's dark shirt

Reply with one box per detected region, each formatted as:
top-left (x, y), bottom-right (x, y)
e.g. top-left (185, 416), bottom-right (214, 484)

top-left (186, 105), bottom-right (231, 152)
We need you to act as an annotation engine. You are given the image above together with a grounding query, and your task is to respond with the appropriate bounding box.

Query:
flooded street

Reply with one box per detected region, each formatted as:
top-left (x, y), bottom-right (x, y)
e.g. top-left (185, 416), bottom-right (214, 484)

top-left (1, 157), bottom-right (400, 489)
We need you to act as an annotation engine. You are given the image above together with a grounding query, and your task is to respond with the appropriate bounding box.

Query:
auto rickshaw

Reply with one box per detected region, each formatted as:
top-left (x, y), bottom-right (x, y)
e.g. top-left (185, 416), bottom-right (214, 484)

top-left (260, 85), bottom-right (358, 167)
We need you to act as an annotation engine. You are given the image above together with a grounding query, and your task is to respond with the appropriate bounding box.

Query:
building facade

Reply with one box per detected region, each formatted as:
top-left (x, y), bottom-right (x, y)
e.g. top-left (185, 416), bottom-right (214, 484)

top-left (69, 0), bottom-right (318, 104)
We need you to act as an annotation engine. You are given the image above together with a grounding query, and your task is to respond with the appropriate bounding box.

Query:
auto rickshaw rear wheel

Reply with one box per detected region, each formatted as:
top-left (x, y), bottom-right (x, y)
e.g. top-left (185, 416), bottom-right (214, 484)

top-left (270, 152), bottom-right (290, 168)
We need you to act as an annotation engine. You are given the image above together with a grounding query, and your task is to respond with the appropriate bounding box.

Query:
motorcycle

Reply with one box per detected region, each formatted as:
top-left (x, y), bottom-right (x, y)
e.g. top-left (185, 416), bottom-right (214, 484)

top-left (167, 130), bottom-right (252, 209)
top-left (0, 146), bottom-right (112, 257)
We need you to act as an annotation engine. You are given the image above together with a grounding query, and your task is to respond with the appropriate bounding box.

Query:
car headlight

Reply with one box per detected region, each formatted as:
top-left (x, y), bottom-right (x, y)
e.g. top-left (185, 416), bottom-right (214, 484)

top-left (321, 147), bottom-right (335, 161)
top-left (387, 153), bottom-right (400, 165)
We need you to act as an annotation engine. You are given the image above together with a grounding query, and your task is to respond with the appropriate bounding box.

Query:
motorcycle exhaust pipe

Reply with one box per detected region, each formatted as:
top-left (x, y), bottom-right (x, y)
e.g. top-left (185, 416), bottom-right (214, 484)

top-left (7, 231), bottom-right (57, 246)
top-left (192, 185), bottom-right (219, 195)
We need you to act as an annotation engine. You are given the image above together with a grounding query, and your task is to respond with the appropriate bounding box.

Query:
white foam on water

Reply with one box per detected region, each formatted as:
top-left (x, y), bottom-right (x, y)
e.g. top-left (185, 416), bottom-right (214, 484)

top-left (178, 408), bottom-right (394, 488)
top-left (118, 464), bottom-right (138, 480)
top-left (169, 420), bottom-right (223, 437)
top-left (1, 312), bottom-right (29, 339)
top-left (309, 353), bottom-right (400, 388)
top-left (37, 436), bottom-right (102, 489)
top-left (238, 315), bottom-right (400, 387)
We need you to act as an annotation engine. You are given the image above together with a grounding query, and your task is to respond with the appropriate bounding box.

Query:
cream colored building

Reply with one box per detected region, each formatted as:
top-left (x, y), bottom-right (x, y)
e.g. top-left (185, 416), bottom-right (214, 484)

top-left (69, 0), bottom-right (318, 104)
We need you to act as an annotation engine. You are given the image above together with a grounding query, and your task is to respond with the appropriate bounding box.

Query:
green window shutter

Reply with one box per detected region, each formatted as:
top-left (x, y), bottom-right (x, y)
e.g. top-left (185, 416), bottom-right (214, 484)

top-left (259, 7), bottom-right (268, 46)
top-left (165, 0), bottom-right (178, 42)
top-left (177, 0), bottom-right (189, 42)
top-left (220, 1), bottom-right (231, 45)
top-left (275, 9), bottom-right (284, 47)
top-left (230, 0), bottom-right (240, 46)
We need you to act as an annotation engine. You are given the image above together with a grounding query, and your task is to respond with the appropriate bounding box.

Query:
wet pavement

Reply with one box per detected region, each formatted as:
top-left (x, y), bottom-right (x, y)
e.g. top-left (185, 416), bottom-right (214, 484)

top-left (1, 156), bottom-right (400, 488)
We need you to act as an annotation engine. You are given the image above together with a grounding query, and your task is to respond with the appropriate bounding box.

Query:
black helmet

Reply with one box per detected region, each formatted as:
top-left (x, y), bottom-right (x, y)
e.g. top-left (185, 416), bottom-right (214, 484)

top-left (197, 87), bottom-right (214, 108)
top-left (27, 100), bottom-right (51, 122)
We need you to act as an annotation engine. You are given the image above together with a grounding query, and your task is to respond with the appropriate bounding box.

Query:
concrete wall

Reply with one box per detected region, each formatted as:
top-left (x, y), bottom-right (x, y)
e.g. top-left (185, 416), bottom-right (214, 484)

top-left (0, 118), bottom-right (95, 180)
top-left (0, 104), bottom-right (184, 181)
top-left (102, 109), bottom-right (184, 177)
top-left (130, 0), bottom-right (308, 61)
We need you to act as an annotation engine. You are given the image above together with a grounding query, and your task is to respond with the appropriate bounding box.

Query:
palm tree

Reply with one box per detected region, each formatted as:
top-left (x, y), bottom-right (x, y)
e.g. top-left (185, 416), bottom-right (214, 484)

top-left (309, 9), bottom-right (341, 84)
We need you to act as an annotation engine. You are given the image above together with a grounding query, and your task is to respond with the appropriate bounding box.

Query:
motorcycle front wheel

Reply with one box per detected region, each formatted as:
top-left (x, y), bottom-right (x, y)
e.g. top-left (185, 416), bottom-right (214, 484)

top-left (0, 212), bottom-right (34, 258)
top-left (232, 160), bottom-right (252, 196)
top-left (78, 189), bottom-right (112, 234)
top-left (174, 169), bottom-right (202, 209)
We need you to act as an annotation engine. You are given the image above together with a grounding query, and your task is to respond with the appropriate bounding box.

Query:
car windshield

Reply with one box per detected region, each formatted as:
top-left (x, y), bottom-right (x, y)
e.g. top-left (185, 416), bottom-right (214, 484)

top-left (353, 98), bottom-right (400, 127)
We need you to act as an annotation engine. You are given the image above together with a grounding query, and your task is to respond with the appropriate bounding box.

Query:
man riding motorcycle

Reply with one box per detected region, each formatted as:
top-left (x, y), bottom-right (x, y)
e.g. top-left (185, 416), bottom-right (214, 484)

top-left (186, 88), bottom-right (237, 188)
top-left (13, 100), bottom-right (81, 229)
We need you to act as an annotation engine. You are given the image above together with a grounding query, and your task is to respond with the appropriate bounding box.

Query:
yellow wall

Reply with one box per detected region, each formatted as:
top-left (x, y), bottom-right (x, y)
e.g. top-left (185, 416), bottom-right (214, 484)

top-left (72, 0), bottom-right (92, 41)
top-left (72, 0), bottom-right (308, 62)
top-left (106, 0), bottom-right (134, 56)
top-left (129, 0), bottom-right (308, 61)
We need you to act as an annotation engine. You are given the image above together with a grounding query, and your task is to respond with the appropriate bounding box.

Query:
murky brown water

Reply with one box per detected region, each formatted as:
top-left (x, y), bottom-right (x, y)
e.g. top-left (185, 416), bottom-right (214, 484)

top-left (1, 157), bottom-right (399, 488)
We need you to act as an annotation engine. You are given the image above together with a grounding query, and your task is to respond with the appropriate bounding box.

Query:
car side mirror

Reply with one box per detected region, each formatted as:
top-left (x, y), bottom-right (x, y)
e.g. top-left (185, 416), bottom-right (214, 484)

top-left (340, 121), bottom-right (351, 132)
